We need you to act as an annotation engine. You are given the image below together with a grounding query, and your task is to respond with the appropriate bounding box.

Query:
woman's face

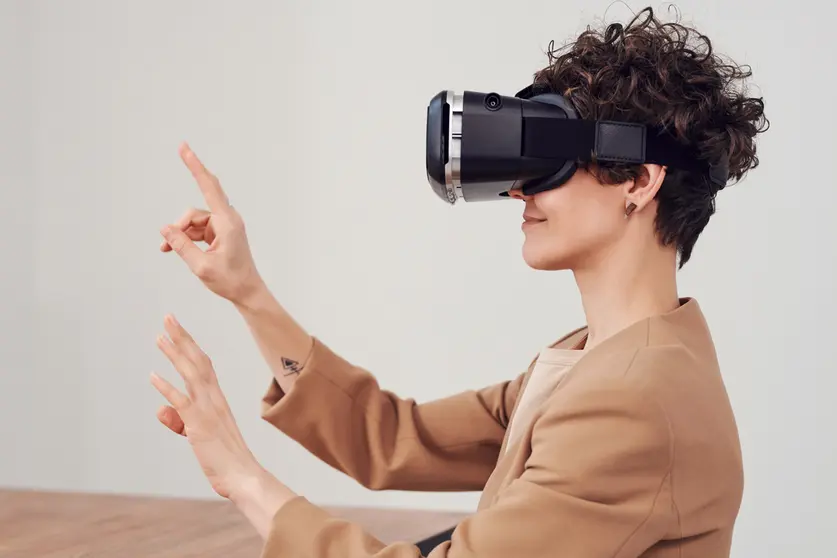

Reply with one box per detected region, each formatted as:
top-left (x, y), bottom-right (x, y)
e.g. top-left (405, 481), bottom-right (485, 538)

top-left (510, 167), bottom-right (630, 271)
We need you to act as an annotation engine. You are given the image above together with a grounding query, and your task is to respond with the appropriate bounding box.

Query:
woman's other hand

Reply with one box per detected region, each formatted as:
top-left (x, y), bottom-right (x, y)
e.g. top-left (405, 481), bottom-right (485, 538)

top-left (150, 314), bottom-right (296, 536)
top-left (160, 143), bottom-right (263, 304)
top-left (151, 314), bottom-right (264, 498)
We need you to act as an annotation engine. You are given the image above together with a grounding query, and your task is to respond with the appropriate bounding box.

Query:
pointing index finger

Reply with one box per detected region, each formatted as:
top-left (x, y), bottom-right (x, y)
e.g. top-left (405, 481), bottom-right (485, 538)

top-left (179, 142), bottom-right (230, 213)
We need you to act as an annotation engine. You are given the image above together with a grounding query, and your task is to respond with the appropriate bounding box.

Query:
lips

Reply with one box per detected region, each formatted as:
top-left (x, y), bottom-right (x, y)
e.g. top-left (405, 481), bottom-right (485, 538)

top-left (522, 214), bottom-right (546, 231)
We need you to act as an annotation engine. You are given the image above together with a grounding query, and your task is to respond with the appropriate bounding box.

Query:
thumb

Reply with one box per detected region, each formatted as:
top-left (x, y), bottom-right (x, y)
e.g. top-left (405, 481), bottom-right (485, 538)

top-left (160, 225), bottom-right (205, 272)
top-left (156, 405), bottom-right (186, 436)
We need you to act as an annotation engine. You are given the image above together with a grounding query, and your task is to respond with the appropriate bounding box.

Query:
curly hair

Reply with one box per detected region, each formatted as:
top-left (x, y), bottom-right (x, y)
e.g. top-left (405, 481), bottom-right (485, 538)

top-left (531, 6), bottom-right (769, 266)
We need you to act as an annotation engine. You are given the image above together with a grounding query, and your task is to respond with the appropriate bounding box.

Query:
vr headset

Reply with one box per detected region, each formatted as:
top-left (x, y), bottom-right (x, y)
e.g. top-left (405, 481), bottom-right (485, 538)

top-left (425, 84), bottom-right (729, 204)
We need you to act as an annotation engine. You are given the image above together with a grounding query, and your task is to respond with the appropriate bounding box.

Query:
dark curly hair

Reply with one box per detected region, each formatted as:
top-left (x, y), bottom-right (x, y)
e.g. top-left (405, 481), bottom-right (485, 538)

top-left (532, 6), bottom-right (769, 266)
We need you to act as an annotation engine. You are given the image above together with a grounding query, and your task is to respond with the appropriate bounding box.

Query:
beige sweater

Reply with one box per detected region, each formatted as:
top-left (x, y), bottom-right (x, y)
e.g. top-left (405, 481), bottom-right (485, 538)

top-left (259, 298), bottom-right (743, 557)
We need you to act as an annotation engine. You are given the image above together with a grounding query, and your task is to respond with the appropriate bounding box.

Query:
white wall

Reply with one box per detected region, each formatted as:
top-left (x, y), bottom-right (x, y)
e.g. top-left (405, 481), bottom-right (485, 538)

top-left (2, 1), bottom-right (835, 556)
top-left (0, 0), bottom-right (35, 486)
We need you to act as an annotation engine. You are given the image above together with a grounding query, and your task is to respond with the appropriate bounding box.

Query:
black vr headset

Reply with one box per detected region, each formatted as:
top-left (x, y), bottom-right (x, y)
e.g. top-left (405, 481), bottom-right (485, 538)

top-left (425, 84), bottom-right (729, 204)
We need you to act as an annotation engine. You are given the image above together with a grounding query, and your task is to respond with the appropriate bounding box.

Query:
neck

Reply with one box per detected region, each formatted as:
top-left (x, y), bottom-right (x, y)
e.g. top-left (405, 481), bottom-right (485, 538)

top-left (573, 238), bottom-right (680, 350)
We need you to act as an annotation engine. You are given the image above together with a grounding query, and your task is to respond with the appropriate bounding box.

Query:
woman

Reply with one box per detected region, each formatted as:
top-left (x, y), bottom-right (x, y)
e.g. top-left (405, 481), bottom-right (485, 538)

top-left (152, 9), bottom-right (767, 558)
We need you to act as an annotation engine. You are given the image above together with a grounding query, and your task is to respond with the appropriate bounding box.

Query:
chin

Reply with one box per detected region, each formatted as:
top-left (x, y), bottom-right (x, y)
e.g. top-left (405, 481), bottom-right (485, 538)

top-left (521, 243), bottom-right (573, 271)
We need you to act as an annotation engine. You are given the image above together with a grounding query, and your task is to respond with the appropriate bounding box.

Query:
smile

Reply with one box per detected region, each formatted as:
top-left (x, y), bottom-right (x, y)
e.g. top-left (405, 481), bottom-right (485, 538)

top-left (522, 219), bottom-right (546, 230)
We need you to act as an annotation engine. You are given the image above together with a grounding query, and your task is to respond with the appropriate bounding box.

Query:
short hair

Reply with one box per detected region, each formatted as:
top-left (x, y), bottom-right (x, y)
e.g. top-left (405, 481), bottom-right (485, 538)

top-left (532, 7), bottom-right (769, 266)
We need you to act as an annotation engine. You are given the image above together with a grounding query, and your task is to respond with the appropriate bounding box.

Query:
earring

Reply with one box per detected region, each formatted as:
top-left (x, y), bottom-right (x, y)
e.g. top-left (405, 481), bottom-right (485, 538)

top-left (625, 202), bottom-right (637, 218)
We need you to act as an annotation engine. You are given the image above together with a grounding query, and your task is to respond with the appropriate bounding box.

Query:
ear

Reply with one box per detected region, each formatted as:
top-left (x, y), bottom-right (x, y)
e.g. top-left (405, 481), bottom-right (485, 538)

top-left (622, 164), bottom-right (666, 214)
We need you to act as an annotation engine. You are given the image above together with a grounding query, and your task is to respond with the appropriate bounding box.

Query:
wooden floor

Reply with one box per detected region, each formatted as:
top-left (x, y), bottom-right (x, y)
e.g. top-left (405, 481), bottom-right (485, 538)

top-left (0, 488), bottom-right (467, 557)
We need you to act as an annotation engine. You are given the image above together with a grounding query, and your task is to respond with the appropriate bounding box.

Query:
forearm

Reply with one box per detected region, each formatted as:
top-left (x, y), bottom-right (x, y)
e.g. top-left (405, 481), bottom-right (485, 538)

top-left (233, 281), bottom-right (313, 394)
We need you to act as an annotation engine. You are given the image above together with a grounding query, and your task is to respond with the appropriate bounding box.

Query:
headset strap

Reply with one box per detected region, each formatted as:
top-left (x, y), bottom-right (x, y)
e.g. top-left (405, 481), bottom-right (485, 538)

top-left (516, 84), bottom-right (729, 188)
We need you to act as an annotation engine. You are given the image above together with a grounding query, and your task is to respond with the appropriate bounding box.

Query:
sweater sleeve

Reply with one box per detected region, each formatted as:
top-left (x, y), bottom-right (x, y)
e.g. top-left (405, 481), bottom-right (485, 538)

top-left (261, 337), bottom-right (528, 491)
top-left (259, 377), bottom-right (674, 558)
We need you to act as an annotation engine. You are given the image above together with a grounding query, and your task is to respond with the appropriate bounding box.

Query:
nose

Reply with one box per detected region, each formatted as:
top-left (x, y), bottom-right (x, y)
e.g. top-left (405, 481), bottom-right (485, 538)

top-left (507, 188), bottom-right (531, 201)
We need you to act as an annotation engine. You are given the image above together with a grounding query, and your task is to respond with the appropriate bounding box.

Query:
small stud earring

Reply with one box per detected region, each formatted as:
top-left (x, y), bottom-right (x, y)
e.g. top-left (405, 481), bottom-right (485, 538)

top-left (625, 202), bottom-right (637, 218)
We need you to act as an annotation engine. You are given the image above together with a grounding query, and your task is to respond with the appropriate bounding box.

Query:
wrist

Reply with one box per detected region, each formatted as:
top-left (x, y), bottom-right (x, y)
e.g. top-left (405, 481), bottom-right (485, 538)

top-left (229, 467), bottom-right (297, 539)
top-left (232, 277), bottom-right (272, 313)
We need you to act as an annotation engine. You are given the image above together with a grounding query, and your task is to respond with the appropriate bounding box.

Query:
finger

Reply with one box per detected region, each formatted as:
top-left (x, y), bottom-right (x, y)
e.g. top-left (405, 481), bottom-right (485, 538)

top-left (164, 314), bottom-right (202, 360)
top-left (160, 225), bottom-right (215, 252)
top-left (196, 222), bottom-right (217, 245)
top-left (159, 225), bottom-right (208, 276)
top-left (184, 221), bottom-right (217, 246)
top-left (150, 372), bottom-right (191, 411)
top-left (158, 406), bottom-right (186, 436)
top-left (164, 317), bottom-right (232, 417)
top-left (179, 143), bottom-right (230, 214)
top-left (156, 405), bottom-right (186, 436)
top-left (156, 333), bottom-right (200, 395)
top-left (163, 315), bottom-right (216, 384)
top-left (160, 227), bottom-right (203, 251)
top-left (160, 209), bottom-right (213, 252)
top-left (175, 208), bottom-right (211, 231)
top-left (183, 226), bottom-right (210, 242)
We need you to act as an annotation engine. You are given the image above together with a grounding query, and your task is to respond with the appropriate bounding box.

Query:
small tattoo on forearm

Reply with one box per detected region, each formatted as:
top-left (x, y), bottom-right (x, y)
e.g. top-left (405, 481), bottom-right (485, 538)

top-left (281, 357), bottom-right (301, 376)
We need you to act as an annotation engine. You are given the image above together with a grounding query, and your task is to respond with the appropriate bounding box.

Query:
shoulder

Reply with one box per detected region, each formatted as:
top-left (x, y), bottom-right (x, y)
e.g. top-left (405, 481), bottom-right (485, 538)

top-left (562, 298), bottom-right (723, 406)
top-left (536, 296), bottom-right (731, 441)
top-left (532, 337), bottom-right (712, 457)
top-left (533, 338), bottom-right (679, 452)
top-left (556, 341), bottom-right (723, 432)
top-left (541, 322), bottom-right (740, 482)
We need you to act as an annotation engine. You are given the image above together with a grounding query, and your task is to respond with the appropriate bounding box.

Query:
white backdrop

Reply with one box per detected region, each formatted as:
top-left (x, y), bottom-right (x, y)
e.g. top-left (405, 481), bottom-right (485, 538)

top-left (1, 1), bottom-right (834, 556)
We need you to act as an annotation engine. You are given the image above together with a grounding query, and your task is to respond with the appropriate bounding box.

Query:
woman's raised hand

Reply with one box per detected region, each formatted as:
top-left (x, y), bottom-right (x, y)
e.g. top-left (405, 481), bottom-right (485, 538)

top-left (160, 143), bottom-right (263, 304)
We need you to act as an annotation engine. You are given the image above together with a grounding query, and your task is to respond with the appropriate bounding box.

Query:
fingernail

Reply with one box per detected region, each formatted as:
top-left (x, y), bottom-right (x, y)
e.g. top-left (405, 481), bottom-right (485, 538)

top-left (160, 225), bottom-right (170, 237)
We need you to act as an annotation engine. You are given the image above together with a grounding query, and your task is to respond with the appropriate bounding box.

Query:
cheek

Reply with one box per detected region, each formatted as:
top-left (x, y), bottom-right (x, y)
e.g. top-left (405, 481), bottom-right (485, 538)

top-left (542, 189), bottom-right (610, 242)
top-left (522, 191), bottom-right (622, 268)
